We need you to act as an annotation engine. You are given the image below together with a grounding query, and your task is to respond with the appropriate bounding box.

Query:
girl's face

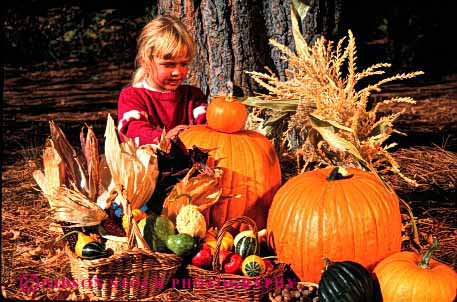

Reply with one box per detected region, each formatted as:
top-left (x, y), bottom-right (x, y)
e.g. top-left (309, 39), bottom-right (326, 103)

top-left (147, 56), bottom-right (190, 92)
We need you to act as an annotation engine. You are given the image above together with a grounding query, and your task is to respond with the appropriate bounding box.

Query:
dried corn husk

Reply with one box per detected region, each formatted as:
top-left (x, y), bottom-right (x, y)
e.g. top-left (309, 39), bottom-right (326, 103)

top-left (104, 114), bottom-right (159, 210)
top-left (50, 186), bottom-right (107, 227)
top-left (80, 124), bottom-right (100, 202)
top-left (162, 165), bottom-right (223, 224)
top-left (49, 120), bottom-right (88, 192)
top-left (33, 139), bottom-right (65, 209)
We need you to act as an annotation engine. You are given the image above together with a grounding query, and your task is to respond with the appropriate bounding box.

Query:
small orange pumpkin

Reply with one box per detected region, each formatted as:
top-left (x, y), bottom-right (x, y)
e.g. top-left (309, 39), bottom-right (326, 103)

top-left (373, 238), bottom-right (457, 302)
top-left (206, 96), bottom-right (248, 133)
top-left (267, 166), bottom-right (402, 283)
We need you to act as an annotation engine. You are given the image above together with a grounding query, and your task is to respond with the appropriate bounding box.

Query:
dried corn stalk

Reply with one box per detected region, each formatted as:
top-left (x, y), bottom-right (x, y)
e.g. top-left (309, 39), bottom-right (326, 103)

top-left (162, 165), bottom-right (223, 223)
top-left (33, 139), bottom-right (65, 209)
top-left (49, 120), bottom-right (88, 192)
top-left (244, 2), bottom-right (423, 186)
top-left (80, 125), bottom-right (100, 202)
top-left (50, 186), bottom-right (107, 227)
top-left (104, 114), bottom-right (159, 210)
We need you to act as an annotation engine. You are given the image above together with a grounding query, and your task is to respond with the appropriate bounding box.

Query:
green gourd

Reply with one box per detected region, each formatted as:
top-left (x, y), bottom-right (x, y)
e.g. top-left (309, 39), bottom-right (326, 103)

top-left (166, 233), bottom-right (196, 257)
top-left (234, 236), bottom-right (257, 258)
top-left (318, 258), bottom-right (376, 302)
top-left (138, 214), bottom-right (175, 252)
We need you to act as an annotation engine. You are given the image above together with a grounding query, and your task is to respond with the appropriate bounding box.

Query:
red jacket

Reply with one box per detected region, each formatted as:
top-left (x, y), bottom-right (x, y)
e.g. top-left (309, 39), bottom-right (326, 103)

top-left (117, 84), bottom-right (207, 145)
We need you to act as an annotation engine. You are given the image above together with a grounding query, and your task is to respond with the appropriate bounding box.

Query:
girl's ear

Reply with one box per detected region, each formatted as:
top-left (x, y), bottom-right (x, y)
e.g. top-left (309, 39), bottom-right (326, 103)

top-left (137, 56), bottom-right (144, 65)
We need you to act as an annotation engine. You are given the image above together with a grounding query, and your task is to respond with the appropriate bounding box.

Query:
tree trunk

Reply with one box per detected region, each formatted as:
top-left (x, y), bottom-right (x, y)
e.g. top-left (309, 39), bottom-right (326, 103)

top-left (158, 0), bottom-right (342, 96)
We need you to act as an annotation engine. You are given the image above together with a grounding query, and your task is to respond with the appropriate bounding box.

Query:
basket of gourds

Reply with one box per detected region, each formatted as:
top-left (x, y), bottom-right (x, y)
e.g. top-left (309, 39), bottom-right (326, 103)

top-left (186, 216), bottom-right (289, 302)
top-left (33, 115), bottom-right (186, 300)
top-left (63, 191), bottom-right (182, 300)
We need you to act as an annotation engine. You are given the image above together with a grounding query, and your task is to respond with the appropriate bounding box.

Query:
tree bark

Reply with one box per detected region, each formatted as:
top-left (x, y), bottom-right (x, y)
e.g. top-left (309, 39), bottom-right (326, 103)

top-left (158, 0), bottom-right (343, 96)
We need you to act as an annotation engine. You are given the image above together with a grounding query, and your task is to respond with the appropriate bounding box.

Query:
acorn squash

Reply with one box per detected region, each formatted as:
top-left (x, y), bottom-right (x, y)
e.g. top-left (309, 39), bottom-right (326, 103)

top-left (318, 258), bottom-right (375, 302)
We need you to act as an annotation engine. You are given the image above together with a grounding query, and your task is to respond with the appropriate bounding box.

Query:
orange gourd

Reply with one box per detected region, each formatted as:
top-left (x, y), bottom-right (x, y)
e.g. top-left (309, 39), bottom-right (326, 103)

top-left (179, 97), bottom-right (281, 230)
top-left (206, 96), bottom-right (248, 133)
top-left (266, 166), bottom-right (402, 283)
top-left (373, 238), bottom-right (457, 302)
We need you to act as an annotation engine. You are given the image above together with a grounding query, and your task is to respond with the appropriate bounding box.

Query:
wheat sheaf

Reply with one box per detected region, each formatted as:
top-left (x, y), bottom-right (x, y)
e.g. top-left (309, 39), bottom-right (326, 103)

top-left (245, 28), bottom-right (423, 186)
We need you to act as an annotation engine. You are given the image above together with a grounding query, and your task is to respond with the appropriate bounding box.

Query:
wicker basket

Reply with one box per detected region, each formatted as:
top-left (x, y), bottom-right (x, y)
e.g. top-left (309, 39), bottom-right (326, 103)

top-left (66, 205), bottom-right (182, 300)
top-left (187, 216), bottom-right (289, 302)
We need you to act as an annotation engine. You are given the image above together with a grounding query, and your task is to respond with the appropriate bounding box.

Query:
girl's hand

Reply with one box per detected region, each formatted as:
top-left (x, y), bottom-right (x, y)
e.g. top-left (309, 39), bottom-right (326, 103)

top-left (166, 125), bottom-right (189, 139)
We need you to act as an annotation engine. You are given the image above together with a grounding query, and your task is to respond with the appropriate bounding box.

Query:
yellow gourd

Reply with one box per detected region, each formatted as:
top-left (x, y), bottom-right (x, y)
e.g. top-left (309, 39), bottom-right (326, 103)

top-left (74, 232), bottom-right (99, 257)
top-left (204, 228), bottom-right (234, 252)
top-left (122, 209), bottom-right (147, 232)
top-left (242, 255), bottom-right (266, 277)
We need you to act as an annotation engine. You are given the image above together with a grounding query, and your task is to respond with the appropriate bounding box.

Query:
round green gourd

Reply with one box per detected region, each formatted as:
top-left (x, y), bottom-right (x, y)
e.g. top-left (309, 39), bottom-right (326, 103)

top-left (318, 258), bottom-right (376, 302)
top-left (235, 236), bottom-right (257, 258)
top-left (138, 214), bottom-right (175, 252)
top-left (166, 233), bottom-right (196, 257)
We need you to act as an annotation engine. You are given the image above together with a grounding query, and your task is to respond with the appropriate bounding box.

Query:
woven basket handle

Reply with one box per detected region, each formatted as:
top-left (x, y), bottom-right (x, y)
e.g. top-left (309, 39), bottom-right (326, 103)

top-left (126, 203), bottom-right (151, 250)
top-left (212, 216), bottom-right (258, 273)
top-left (113, 189), bottom-right (151, 251)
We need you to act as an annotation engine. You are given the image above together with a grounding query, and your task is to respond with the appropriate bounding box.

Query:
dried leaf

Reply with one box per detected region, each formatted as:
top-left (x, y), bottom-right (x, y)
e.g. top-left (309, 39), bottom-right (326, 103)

top-left (51, 187), bottom-right (107, 227)
top-left (80, 125), bottom-right (100, 202)
top-left (104, 114), bottom-right (159, 210)
top-left (49, 121), bottom-right (87, 192)
top-left (309, 114), bottom-right (370, 170)
top-left (243, 97), bottom-right (299, 112)
top-left (33, 140), bottom-right (65, 209)
top-left (291, 0), bottom-right (310, 57)
top-left (162, 165), bottom-right (223, 224)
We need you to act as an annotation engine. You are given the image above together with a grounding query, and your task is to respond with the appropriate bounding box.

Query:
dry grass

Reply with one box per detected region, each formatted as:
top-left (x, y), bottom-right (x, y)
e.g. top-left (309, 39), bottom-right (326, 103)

top-left (388, 145), bottom-right (457, 193)
top-left (246, 30), bottom-right (423, 187)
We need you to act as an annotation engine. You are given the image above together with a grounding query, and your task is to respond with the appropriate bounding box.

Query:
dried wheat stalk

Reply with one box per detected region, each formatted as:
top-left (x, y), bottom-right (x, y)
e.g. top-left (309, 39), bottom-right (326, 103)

top-left (246, 28), bottom-right (423, 186)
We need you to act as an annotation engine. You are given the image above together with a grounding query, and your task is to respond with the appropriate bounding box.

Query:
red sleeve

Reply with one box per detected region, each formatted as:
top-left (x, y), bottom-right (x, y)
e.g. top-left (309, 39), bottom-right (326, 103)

top-left (117, 88), bottom-right (162, 145)
top-left (186, 86), bottom-right (208, 125)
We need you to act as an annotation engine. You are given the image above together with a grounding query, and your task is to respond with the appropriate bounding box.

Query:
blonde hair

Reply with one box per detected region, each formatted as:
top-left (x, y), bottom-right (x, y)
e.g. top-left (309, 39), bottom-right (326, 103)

top-left (132, 15), bottom-right (196, 85)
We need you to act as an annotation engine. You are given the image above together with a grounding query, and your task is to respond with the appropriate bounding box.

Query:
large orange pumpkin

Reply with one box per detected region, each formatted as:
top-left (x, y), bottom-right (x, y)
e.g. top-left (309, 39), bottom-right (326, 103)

top-left (179, 97), bottom-right (281, 230)
top-left (267, 167), bottom-right (402, 283)
top-left (373, 238), bottom-right (457, 302)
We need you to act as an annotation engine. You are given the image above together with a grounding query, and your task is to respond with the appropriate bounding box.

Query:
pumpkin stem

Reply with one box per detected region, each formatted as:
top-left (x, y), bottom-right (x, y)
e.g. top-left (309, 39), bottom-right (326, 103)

top-left (174, 193), bottom-right (193, 205)
top-left (322, 257), bottom-right (333, 271)
top-left (327, 166), bottom-right (352, 181)
top-left (418, 237), bottom-right (439, 269)
top-left (226, 81), bottom-right (234, 98)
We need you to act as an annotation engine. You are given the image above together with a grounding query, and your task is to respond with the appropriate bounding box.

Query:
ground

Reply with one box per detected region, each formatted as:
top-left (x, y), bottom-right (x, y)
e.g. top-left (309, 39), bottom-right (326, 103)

top-left (2, 61), bottom-right (456, 300)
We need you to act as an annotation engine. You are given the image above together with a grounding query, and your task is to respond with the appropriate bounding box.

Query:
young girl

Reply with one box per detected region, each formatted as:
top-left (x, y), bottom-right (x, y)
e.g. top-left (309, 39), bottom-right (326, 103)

top-left (117, 15), bottom-right (207, 146)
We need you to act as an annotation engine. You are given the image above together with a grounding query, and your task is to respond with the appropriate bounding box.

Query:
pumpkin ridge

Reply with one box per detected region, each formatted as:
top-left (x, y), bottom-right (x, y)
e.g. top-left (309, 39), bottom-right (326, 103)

top-left (238, 134), bottom-right (251, 220)
top-left (317, 175), bottom-right (332, 272)
top-left (365, 175), bottom-right (402, 254)
top-left (204, 129), bottom-right (225, 227)
top-left (349, 179), bottom-right (380, 262)
top-left (337, 180), bottom-right (357, 260)
top-left (297, 179), bottom-right (316, 276)
top-left (357, 173), bottom-right (400, 260)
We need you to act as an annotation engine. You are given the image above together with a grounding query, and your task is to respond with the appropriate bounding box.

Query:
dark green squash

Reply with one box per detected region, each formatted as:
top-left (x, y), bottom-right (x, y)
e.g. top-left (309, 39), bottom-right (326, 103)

top-left (318, 258), bottom-right (375, 302)
top-left (235, 235), bottom-right (257, 258)
top-left (81, 242), bottom-right (113, 260)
